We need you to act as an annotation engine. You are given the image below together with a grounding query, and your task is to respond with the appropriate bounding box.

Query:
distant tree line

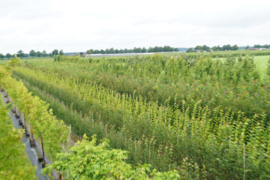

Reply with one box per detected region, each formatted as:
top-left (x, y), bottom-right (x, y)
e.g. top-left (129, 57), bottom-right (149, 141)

top-left (187, 44), bottom-right (239, 52)
top-left (86, 47), bottom-right (147, 54)
top-left (86, 46), bottom-right (179, 54)
top-left (0, 49), bottom-right (64, 60)
top-left (253, 44), bottom-right (270, 48)
top-left (148, 46), bottom-right (179, 52)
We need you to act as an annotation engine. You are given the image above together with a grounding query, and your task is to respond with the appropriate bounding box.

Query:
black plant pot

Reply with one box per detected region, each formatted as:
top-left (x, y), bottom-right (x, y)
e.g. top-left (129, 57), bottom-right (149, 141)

top-left (38, 157), bottom-right (43, 163)
top-left (30, 140), bottom-right (35, 148)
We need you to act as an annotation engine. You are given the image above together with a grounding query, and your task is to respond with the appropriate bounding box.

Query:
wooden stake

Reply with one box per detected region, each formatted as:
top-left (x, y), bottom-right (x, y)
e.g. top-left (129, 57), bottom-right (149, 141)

top-left (40, 132), bottom-right (46, 166)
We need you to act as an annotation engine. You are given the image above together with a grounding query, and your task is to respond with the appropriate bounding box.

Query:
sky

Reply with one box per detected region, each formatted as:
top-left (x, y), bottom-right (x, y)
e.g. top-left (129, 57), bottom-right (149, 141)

top-left (0, 0), bottom-right (270, 54)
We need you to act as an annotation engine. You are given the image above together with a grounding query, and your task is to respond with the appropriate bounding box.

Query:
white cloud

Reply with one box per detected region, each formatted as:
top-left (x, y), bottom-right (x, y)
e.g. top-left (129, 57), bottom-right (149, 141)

top-left (0, 0), bottom-right (270, 54)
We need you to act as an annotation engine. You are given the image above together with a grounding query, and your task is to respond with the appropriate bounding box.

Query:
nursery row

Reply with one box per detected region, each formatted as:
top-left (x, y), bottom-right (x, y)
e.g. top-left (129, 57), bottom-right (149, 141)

top-left (22, 54), bottom-right (270, 124)
top-left (13, 56), bottom-right (270, 179)
top-left (1, 56), bottom-right (187, 179)
top-left (0, 98), bottom-right (37, 180)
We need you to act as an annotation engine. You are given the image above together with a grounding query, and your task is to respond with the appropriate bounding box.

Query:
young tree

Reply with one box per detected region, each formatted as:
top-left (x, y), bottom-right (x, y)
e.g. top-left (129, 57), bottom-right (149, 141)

top-left (6, 53), bottom-right (12, 59)
top-left (0, 53), bottom-right (4, 60)
top-left (29, 50), bottom-right (36, 58)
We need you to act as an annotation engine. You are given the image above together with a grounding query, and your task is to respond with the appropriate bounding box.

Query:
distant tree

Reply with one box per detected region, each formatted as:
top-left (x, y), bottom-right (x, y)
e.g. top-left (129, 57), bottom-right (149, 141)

top-left (17, 50), bottom-right (24, 58)
top-left (100, 49), bottom-right (105, 54)
top-left (231, 45), bottom-right (238, 51)
top-left (42, 50), bottom-right (47, 57)
top-left (37, 51), bottom-right (42, 57)
top-left (124, 48), bottom-right (128, 53)
top-left (109, 48), bottom-right (114, 54)
top-left (93, 49), bottom-right (99, 54)
top-left (59, 49), bottom-right (64, 55)
top-left (52, 49), bottom-right (59, 56)
top-left (105, 48), bottom-right (110, 54)
top-left (245, 45), bottom-right (250, 50)
top-left (48, 53), bottom-right (53, 57)
top-left (0, 53), bottom-right (4, 60)
top-left (29, 50), bottom-right (36, 58)
top-left (133, 47), bottom-right (142, 53)
top-left (174, 48), bottom-right (179, 52)
top-left (148, 47), bottom-right (154, 52)
top-left (23, 53), bottom-right (29, 58)
top-left (86, 49), bottom-right (94, 54)
top-left (194, 46), bottom-right (203, 51)
top-left (163, 46), bottom-right (172, 52)
top-left (142, 47), bottom-right (147, 53)
top-left (119, 49), bottom-right (124, 53)
top-left (211, 46), bottom-right (217, 51)
top-left (254, 44), bottom-right (260, 48)
top-left (186, 48), bottom-right (194, 53)
top-left (115, 49), bottom-right (119, 54)
top-left (6, 53), bottom-right (12, 59)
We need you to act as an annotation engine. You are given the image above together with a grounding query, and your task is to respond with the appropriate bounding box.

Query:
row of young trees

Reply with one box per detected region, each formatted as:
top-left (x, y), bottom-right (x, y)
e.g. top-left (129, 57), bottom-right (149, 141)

top-left (187, 44), bottom-right (239, 52)
top-left (86, 46), bottom-right (179, 54)
top-left (0, 49), bottom-right (64, 59)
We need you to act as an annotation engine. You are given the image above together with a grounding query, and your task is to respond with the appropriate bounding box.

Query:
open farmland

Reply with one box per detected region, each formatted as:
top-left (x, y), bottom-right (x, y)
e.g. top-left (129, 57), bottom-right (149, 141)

top-left (6, 53), bottom-right (269, 179)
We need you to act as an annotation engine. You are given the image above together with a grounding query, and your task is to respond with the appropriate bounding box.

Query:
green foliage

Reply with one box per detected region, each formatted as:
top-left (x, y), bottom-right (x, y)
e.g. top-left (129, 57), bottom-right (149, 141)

top-left (4, 55), bottom-right (22, 72)
top-left (43, 134), bottom-right (191, 180)
top-left (11, 54), bottom-right (270, 179)
top-left (0, 104), bottom-right (37, 179)
top-left (0, 68), bottom-right (70, 161)
top-left (267, 56), bottom-right (270, 77)
top-left (54, 55), bottom-right (79, 62)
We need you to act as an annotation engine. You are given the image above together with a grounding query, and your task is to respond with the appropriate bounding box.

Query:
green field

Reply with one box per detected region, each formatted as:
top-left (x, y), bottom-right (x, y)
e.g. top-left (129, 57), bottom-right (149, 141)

top-left (7, 53), bottom-right (269, 179)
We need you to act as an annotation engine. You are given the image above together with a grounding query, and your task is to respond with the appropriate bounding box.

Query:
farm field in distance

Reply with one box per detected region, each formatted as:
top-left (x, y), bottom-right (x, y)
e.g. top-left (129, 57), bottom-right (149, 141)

top-left (3, 52), bottom-right (268, 179)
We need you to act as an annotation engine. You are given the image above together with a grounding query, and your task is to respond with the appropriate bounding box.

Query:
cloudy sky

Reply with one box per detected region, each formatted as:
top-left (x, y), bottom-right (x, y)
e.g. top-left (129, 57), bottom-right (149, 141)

top-left (0, 0), bottom-right (270, 54)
